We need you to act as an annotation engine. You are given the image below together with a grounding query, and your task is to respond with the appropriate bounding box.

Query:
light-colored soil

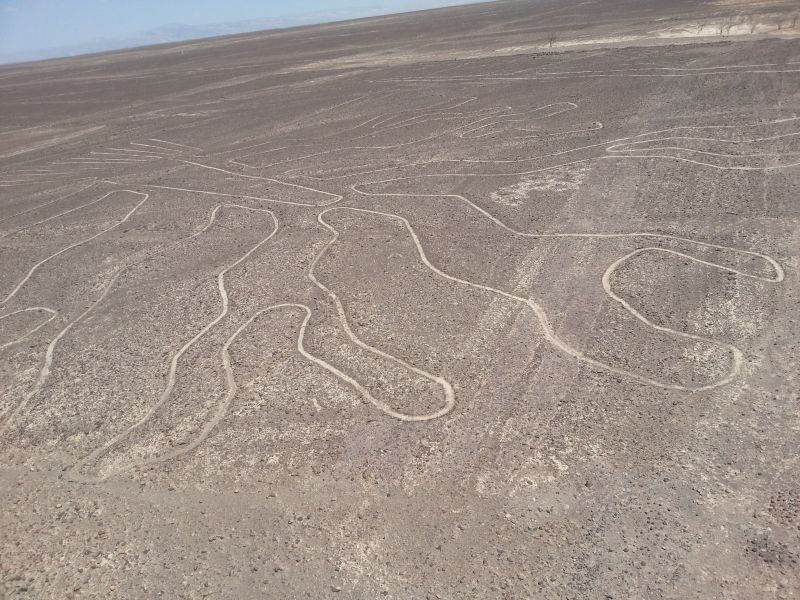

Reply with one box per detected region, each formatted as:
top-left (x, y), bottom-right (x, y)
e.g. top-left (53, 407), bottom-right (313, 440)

top-left (1, 0), bottom-right (799, 598)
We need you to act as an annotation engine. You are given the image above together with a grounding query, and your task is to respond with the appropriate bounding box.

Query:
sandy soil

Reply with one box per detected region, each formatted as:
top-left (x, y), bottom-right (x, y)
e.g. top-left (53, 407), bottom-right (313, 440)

top-left (1, 0), bottom-right (799, 598)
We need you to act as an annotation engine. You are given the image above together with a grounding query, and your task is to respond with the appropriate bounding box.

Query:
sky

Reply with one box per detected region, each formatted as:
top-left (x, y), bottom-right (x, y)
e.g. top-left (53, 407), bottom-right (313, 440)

top-left (0, 0), bottom-right (486, 64)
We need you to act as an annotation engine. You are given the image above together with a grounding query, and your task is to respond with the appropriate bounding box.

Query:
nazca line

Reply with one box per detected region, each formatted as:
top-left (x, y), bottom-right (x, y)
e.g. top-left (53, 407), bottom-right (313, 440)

top-left (445, 61), bottom-right (800, 80)
top-left (142, 159), bottom-right (343, 207)
top-left (0, 307), bottom-right (56, 351)
top-left (301, 116), bottom-right (800, 181)
top-left (278, 112), bottom-right (786, 391)
top-left (0, 187), bottom-right (127, 240)
top-left (321, 205), bottom-right (783, 391)
top-left (229, 102), bottom-right (584, 171)
top-left (70, 198), bottom-right (458, 480)
top-left (90, 155), bottom-right (159, 161)
top-left (214, 92), bottom-right (474, 156)
top-left (0, 190), bottom-right (150, 435)
top-left (0, 271), bottom-right (122, 437)
top-left (381, 62), bottom-right (800, 82)
top-left (138, 136), bottom-right (785, 393)
top-left (71, 297), bottom-right (452, 483)
top-left (147, 138), bottom-right (201, 150)
top-left (69, 203), bottom-right (279, 479)
top-left (0, 190), bottom-right (149, 307)
top-left (106, 148), bottom-right (166, 155)
top-left (129, 128), bottom-right (784, 395)
top-left (458, 102), bottom-right (582, 139)
top-left (72, 157), bottom-right (151, 162)
top-left (7, 104), bottom-right (790, 469)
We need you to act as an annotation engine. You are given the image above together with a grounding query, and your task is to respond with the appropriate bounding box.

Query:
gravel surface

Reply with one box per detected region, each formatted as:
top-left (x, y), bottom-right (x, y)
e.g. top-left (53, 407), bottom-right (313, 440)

top-left (1, 0), bottom-right (799, 598)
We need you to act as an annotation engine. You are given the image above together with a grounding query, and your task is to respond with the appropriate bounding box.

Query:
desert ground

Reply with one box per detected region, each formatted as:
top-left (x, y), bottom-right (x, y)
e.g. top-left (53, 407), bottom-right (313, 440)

top-left (1, 0), bottom-right (800, 598)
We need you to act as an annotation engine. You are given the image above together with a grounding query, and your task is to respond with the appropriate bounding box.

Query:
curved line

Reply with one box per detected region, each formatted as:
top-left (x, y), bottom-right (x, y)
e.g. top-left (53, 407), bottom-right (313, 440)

top-left (319, 206), bottom-right (780, 391)
top-left (0, 273), bottom-right (121, 437)
top-left (459, 102), bottom-right (579, 138)
top-left (230, 102), bottom-right (571, 171)
top-left (360, 106), bottom-right (510, 139)
top-left (11, 97), bottom-right (789, 470)
top-left (609, 146), bottom-right (785, 159)
top-left (351, 184), bottom-right (784, 282)
top-left (69, 204), bottom-right (279, 479)
top-left (0, 182), bottom-right (96, 227)
top-left (70, 297), bottom-right (456, 483)
top-left (326, 116), bottom-right (800, 179)
top-left (0, 307), bottom-right (57, 351)
top-left (0, 189), bottom-right (122, 239)
top-left (608, 131), bottom-right (800, 148)
top-left (499, 121), bottom-right (604, 140)
top-left (599, 153), bottom-right (800, 171)
top-left (602, 247), bottom-right (747, 387)
top-left (210, 88), bottom-right (411, 155)
top-left (381, 66), bottom-right (800, 83)
top-left (0, 190), bottom-right (149, 306)
top-left (290, 304), bottom-right (453, 421)
top-left (309, 211), bottom-right (456, 422)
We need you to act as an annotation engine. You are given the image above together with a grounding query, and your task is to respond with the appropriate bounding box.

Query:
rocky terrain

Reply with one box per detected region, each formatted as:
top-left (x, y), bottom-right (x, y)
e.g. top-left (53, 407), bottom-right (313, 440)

top-left (1, 0), bottom-right (799, 598)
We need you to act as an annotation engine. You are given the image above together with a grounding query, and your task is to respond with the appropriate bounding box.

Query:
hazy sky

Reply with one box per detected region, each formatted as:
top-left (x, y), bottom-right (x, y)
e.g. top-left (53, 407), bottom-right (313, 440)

top-left (0, 0), bottom-right (486, 63)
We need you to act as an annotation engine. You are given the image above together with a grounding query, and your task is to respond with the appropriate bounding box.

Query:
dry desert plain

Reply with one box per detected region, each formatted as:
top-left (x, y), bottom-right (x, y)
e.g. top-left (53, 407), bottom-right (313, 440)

top-left (1, 0), bottom-right (800, 598)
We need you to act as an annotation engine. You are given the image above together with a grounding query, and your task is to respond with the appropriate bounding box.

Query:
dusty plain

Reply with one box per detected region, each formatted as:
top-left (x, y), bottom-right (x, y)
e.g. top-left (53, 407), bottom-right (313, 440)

top-left (1, 0), bottom-right (800, 598)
